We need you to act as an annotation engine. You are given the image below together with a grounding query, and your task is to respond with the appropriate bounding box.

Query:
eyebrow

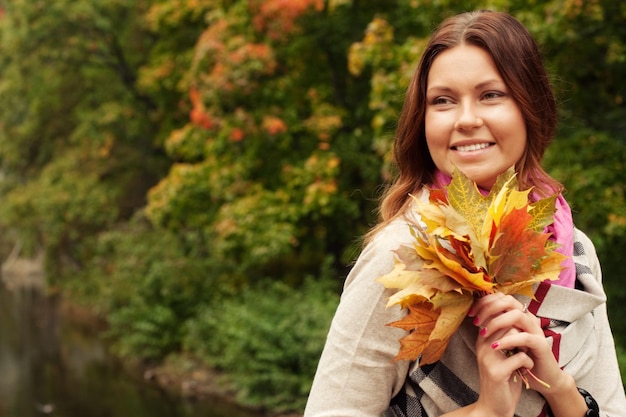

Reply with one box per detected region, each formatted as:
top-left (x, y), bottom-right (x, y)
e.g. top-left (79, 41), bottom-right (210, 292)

top-left (427, 79), bottom-right (505, 94)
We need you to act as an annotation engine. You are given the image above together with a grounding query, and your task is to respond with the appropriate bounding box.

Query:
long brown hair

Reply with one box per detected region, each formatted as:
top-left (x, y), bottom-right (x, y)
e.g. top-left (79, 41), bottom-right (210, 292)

top-left (370, 10), bottom-right (561, 239)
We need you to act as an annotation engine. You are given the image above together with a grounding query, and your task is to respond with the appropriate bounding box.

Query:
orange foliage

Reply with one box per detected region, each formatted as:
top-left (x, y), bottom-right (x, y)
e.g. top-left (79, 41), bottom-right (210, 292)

top-left (262, 116), bottom-right (287, 135)
top-left (193, 19), bottom-right (277, 95)
top-left (189, 86), bottom-right (214, 129)
top-left (250, 0), bottom-right (324, 40)
top-left (229, 128), bottom-right (245, 142)
top-left (230, 43), bottom-right (273, 65)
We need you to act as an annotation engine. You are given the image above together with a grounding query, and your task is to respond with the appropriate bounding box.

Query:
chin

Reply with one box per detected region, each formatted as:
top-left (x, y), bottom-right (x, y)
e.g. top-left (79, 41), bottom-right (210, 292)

top-left (468, 175), bottom-right (496, 191)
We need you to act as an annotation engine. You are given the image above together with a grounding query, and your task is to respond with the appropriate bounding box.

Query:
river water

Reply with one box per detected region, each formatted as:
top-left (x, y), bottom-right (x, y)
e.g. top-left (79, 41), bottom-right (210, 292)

top-left (0, 282), bottom-right (265, 417)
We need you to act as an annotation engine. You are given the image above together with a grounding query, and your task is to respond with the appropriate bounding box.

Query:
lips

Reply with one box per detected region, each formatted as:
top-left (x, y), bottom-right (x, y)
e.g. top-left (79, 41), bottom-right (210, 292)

top-left (452, 142), bottom-right (493, 152)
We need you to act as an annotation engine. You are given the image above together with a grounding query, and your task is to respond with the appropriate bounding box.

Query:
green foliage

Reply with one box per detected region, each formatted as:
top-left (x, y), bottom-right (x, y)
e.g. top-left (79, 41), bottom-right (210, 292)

top-left (143, 0), bottom-right (391, 284)
top-left (544, 128), bottom-right (626, 345)
top-left (109, 303), bottom-right (182, 361)
top-left (0, 0), bottom-right (202, 274)
top-left (65, 214), bottom-right (219, 361)
top-left (184, 271), bottom-right (340, 412)
top-left (618, 345), bottom-right (626, 387)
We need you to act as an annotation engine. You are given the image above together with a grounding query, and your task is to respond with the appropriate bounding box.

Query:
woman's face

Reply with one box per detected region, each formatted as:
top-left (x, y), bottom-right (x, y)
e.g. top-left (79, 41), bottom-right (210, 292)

top-left (424, 44), bottom-right (527, 190)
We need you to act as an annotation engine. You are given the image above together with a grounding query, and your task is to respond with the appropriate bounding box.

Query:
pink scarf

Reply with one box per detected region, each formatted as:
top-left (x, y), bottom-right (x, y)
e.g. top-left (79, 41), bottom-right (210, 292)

top-left (432, 171), bottom-right (575, 288)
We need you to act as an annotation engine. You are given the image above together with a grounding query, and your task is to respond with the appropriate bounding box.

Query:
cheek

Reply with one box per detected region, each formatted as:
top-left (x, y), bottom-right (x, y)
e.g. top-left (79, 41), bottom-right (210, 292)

top-left (424, 114), bottom-right (448, 148)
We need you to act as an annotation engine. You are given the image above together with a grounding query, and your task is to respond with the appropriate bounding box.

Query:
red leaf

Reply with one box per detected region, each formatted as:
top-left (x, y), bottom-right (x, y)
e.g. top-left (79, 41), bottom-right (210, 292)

top-left (490, 207), bottom-right (549, 285)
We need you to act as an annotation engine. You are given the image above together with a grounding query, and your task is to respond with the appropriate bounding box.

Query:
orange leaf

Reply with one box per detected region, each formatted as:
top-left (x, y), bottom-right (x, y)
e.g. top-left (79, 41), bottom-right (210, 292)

top-left (420, 338), bottom-right (450, 365)
top-left (429, 188), bottom-right (447, 204)
top-left (489, 207), bottom-right (550, 285)
top-left (389, 303), bottom-right (439, 361)
top-left (416, 238), bottom-right (492, 292)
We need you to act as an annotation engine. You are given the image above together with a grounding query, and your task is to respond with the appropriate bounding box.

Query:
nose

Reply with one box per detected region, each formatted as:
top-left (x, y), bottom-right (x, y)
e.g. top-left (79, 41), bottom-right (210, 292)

top-left (454, 101), bottom-right (484, 131)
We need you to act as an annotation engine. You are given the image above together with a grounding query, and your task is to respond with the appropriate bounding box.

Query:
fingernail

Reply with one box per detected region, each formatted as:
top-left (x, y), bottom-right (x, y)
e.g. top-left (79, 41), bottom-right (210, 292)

top-left (479, 326), bottom-right (487, 336)
top-left (491, 341), bottom-right (500, 349)
top-left (473, 316), bottom-right (480, 326)
top-left (468, 307), bottom-right (475, 317)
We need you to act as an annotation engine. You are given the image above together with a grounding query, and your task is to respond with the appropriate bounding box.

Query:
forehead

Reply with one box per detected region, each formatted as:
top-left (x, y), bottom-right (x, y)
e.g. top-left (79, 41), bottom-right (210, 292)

top-left (427, 44), bottom-right (503, 88)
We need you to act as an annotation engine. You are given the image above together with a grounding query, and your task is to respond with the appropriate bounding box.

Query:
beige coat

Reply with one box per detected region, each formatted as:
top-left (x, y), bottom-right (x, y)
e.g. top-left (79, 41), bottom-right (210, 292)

top-left (305, 208), bottom-right (626, 416)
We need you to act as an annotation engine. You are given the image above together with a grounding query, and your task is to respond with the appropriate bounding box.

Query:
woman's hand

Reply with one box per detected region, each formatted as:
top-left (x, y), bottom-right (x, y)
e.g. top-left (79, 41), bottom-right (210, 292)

top-left (465, 293), bottom-right (560, 415)
top-left (443, 292), bottom-right (587, 417)
top-left (471, 293), bottom-right (565, 394)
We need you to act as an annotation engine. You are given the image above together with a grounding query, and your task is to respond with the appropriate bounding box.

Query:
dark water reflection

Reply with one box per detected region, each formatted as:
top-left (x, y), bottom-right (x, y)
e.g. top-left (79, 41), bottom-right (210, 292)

top-left (0, 283), bottom-right (265, 417)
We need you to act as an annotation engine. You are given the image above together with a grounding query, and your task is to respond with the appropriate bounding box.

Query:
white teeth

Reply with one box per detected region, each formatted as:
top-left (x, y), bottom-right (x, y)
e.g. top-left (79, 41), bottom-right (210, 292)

top-left (455, 143), bottom-right (491, 152)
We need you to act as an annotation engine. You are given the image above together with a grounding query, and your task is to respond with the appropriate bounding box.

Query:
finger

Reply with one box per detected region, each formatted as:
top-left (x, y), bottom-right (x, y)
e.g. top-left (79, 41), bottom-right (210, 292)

top-left (489, 331), bottom-right (550, 354)
top-left (500, 350), bottom-right (535, 374)
top-left (472, 294), bottom-right (526, 327)
top-left (478, 310), bottom-right (541, 339)
top-left (476, 338), bottom-right (535, 382)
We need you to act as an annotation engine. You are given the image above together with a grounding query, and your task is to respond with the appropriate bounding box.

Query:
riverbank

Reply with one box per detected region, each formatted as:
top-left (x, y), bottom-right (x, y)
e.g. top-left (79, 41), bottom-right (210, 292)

top-left (59, 295), bottom-right (303, 417)
top-left (2, 253), bottom-right (305, 417)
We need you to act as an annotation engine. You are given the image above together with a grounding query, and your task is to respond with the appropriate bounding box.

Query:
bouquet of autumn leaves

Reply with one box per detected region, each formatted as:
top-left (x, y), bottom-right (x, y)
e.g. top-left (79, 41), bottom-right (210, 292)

top-left (377, 168), bottom-right (567, 367)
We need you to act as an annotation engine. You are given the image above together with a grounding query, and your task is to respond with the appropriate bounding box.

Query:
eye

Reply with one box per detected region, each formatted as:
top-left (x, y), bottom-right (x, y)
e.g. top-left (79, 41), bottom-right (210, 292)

top-left (482, 91), bottom-right (505, 100)
top-left (430, 96), bottom-right (453, 105)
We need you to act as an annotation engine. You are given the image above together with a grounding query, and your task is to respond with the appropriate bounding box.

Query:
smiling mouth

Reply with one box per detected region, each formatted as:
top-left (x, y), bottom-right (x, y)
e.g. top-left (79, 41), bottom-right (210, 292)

top-left (453, 143), bottom-right (493, 152)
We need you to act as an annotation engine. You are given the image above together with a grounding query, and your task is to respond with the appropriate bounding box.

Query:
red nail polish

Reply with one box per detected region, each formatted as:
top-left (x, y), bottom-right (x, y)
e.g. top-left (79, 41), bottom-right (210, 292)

top-left (473, 316), bottom-right (480, 326)
top-left (479, 326), bottom-right (487, 336)
top-left (491, 341), bottom-right (500, 349)
top-left (468, 307), bottom-right (475, 316)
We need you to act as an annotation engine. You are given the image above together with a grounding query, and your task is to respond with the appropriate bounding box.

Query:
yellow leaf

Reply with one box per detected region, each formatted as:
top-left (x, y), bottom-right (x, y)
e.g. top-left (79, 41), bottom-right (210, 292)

top-left (532, 251), bottom-right (569, 282)
top-left (376, 259), bottom-right (420, 289)
top-left (486, 173), bottom-right (529, 231)
top-left (387, 281), bottom-right (436, 308)
top-left (528, 194), bottom-right (558, 232)
top-left (429, 291), bottom-right (473, 340)
top-left (376, 260), bottom-right (436, 307)
top-left (497, 282), bottom-right (535, 297)
top-left (447, 168), bottom-right (490, 237)
top-left (412, 195), bottom-right (446, 232)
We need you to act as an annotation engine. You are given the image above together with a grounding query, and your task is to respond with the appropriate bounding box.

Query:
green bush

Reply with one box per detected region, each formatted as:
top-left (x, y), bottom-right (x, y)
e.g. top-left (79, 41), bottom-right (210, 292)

top-left (65, 214), bottom-right (222, 361)
top-left (108, 303), bottom-right (181, 360)
top-left (184, 269), bottom-right (340, 412)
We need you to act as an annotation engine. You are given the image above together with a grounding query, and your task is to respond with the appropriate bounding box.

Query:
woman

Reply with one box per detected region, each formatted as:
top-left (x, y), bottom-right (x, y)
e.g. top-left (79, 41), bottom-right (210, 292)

top-left (304, 10), bottom-right (626, 417)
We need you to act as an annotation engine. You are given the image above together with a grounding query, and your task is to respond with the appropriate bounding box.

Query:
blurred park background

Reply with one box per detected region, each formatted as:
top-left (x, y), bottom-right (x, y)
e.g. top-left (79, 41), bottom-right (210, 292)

top-left (0, 0), bottom-right (625, 414)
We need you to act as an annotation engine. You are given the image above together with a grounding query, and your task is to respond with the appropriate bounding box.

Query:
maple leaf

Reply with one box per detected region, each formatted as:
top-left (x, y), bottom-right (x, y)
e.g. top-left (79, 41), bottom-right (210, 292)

top-left (378, 168), bottom-right (566, 363)
top-left (388, 303), bottom-right (439, 361)
top-left (447, 168), bottom-right (491, 238)
top-left (430, 291), bottom-right (473, 338)
top-left (420, 291), bottom-right (474, 364)
top-left (412, 194), bottom-right (447, 232)
top-left (528, 194), bottom-right (558, 232)
top-left (417, 237), bottom-right (493, 292)
top-left (532, 250), bottom-right (569, 282)
top-left (419, 338), bottom-right (450, 366)
top-left (394, 244), bottom-right (426, 271)
top-left (489, 206), bottom-right (550, 285)
top-left (376, 259), bottom-right (437, 308)
top-left (419, 270), bottom-right (467, 293)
